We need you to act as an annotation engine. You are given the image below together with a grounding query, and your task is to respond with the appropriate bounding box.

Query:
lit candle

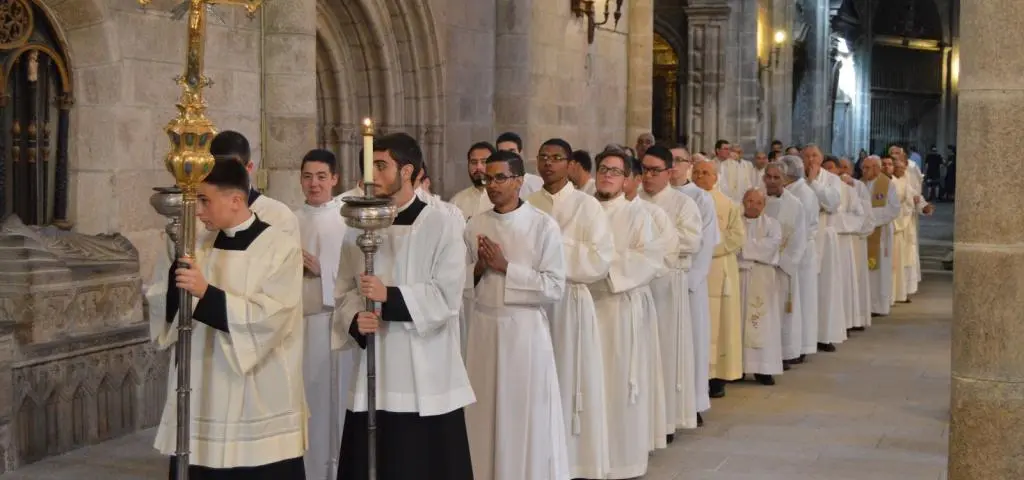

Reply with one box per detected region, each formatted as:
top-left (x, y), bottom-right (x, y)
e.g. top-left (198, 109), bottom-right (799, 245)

top-left (361, 118), bottom-right (374, 186)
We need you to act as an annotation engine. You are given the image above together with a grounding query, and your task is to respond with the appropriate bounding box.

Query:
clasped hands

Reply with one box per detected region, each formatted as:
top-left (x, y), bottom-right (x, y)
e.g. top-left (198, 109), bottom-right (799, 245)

top-left (476, 235), bottom-right (508, 273)
top-left (355, 274), bottom-right (387, 334)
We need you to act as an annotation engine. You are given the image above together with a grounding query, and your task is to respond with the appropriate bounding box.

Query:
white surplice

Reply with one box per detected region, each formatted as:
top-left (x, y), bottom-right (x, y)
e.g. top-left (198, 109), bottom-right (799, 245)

top-left (785, 179), bottom-right (820, 355)
top-left (764, 190), bottom-right (807, 361)
top-left (807, 171), bottom-right (846, 345)
top-left (851, 181), bottom-right (874, 328)
top-left (640, 185), bottom-right (703, 431)
top-left (676, 182), bottom-right (720, 414)
top-left (520, 172), bottom-right (545, 198)
top-left (591, 195), bottom-right (662, 479)
top-left (334, 186), bottom-right (364, 203)
top-left (149, 215), bottom-right (307, 469)
top-left (580, 177), bottom-right (596, 195)
top-left (827, 181), bottom-right (867, 331)
top-left (295, 199), bottom-right (355, 480)
top-left (901, 179), bottom-right (928, 295)
top-left (332, 197), bottom-right (475, 416)
top-left (450, 185), bottom-right (494, 220)
top-left (527, 182), bottom-right (614, 479)
top-left (715, 158), bottom-right (758, 203)
top-left (891, 176), bottom-right (911, 303)
top-left (635, 197), bottom-right (677, 451)
top-left (463, 202), bottom-right (570, 480)
top-left (864, 177), bottom-right (900, 315)
top-left (739, 215), bottom-right (783, 375)
top-left (752, 167), bottom-right (766, 191)
top-left (417, 187), bottom-right (472, 355)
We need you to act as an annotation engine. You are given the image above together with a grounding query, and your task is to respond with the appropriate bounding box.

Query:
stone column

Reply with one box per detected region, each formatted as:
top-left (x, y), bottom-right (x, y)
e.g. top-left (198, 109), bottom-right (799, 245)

top-left (626, 0), bottom-right (654, 144)
top-left (682, 2), bottom-right (730, 155)
top-left (493, 0), bottom-right (532, 140)
top-left (728, 0), bottom-right (759, 153)
top-left (936, 46), bottom-right (950, 156)
top-left (0, 322), bottom-right (11, 474)
top-left (770, 0), bottom-right (794, 145)
top-left (261, 0), bottom-right (317, 207)
top-left (949, 1), bottom-right (1024, 478)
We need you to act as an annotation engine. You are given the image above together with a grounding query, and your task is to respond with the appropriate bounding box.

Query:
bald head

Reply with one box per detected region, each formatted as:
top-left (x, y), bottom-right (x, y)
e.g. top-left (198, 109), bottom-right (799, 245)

top-left (742, 188), bottom-right (766, 218)
top-left (692, 160), bottom-right (718, 191)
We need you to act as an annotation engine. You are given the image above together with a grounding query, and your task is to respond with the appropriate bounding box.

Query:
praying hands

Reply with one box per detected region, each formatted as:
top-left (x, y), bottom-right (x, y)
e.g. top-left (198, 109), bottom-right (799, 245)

top-left (477, 235), bottom-right (509, 273)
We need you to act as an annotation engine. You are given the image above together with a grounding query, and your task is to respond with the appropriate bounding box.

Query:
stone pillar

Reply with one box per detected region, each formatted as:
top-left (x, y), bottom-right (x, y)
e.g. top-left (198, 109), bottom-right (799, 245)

top-left (949, 1), bottom-right (1024, 478)
top-left (262, 0), bottom-right (317, 208)
top-left (682, 2), bottom-right (730, 155)
top-left (791, 0), bottom-right (829, 147)
top-left (626, 0), bottom-right (654, 144)
top-left (728, 0), bottom-right (759, 153)
top-left (851, 30), bottom-right (872, 154)
top-left (770, 0), bottom-right (794, 145)
top-left (493, 0), bottom-right (532, 141)
top-left (936, 46), bottom-right (950, 156)
top-left (0, 322), bottom-right (11, 474)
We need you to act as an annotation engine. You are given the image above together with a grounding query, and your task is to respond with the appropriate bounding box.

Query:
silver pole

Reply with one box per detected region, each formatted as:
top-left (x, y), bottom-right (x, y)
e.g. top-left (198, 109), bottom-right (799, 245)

top-left (340, 183), bottom-right (396, 480)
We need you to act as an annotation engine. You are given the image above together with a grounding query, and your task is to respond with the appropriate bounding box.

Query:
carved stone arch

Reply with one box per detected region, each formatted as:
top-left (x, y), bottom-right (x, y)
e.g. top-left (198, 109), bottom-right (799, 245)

top-left (653, 17), bottom-right (686, 61)
top-left (315, 0), bottom-right (446, 190)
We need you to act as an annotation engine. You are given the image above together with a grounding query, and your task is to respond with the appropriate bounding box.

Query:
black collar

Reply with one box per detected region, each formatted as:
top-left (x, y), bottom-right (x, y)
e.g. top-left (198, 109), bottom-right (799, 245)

top-left (247, 189), bottom-right (261, 206)
top-left (393, 198), bottom-right (428, 226)
top-left (213, 215), bottom-right (270, 251)
top-left (493, 199), bottom-right (524, 214)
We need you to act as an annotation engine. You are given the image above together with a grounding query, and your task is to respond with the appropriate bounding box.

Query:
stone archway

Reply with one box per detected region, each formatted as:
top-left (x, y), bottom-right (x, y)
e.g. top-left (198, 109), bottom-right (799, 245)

top-left (315, 0), bottom-right (446, 191)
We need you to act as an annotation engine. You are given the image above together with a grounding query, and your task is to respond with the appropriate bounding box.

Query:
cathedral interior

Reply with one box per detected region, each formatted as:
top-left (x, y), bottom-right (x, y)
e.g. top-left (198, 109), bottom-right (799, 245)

top-left (0, 0), bottom-right (982, 476)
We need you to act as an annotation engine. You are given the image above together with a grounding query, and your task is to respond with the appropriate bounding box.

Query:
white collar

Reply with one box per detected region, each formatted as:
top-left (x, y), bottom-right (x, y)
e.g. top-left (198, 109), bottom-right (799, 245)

top-left (224, 213), bottom-right (256, 237)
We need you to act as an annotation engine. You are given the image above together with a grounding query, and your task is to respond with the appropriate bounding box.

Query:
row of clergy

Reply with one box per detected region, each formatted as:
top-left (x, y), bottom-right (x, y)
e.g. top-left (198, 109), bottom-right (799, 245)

top-left (143, 129), bottom-right (931, 480)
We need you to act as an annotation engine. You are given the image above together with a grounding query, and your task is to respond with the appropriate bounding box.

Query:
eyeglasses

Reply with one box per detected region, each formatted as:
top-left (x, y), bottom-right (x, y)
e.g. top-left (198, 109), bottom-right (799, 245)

top-left (597, 166), bottom-right (626, 177)
top-left (481, 174), bottom-right (521, 185)
top-left (538, 154), bottom-right (567, 164)
top-left (641, 166), bottom-right (669, 175)
top-left (673, 156), bottom-right (691, 164)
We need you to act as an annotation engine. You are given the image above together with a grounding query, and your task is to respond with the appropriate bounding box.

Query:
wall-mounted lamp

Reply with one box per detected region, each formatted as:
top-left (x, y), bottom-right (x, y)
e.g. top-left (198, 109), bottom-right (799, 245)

top-left (771, 29), bottom-right (787, 68)
top-left (571, 0), bottom-right (624, 44)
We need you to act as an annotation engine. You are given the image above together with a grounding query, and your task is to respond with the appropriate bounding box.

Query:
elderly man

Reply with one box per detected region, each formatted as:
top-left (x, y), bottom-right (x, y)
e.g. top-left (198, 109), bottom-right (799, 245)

top-left (752, 152), bottom-right (769, 189)
top-left (692, 160), bottom-right (745, 398)
top-left (891, 156), bottom-right (934, 302)
top-left (822, 156), bottom-right (868, 333)
top-left (636, 132), bottom-right (655, 159)
top-left (801, 145), bottom-right (845, 353)
top-left (777, 155), bottom-right (819, 361)
top-left (839, 157), bottom-right (874, 330)
top-left (762, 163), bottom-right (807, 368)
top-left (738, 189), bottom-right (784, 384)
top-left (712, 139), bottom-right (757, 203)
top-left (859, 156), bottom-right (900, 315)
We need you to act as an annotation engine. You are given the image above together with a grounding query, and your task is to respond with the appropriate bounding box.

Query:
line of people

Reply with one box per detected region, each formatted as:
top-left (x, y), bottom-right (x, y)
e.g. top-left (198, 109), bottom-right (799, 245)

top-left (144, 128), bottom-right (933, 480)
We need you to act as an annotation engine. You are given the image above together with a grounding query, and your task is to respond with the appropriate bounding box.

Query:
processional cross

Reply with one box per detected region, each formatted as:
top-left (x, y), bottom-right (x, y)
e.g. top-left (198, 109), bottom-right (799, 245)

top-left (137, 0), bottom-right (263, 479)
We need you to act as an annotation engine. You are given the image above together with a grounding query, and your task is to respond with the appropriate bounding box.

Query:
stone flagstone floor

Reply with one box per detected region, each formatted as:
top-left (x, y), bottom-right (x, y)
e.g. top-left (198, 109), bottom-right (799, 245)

top-left (1, 206), bottom-right (954, 480)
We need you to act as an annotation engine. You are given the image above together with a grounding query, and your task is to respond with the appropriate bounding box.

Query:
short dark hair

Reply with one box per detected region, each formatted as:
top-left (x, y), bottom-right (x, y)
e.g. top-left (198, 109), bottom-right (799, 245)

top-left (210, 131), bottom-right (251, 164)
top-left (628, 155), bottom-right (643, 176)
top-left (823, 155), bottom-right (840, 167)
top-left (571, 149), bottom-right (593, 172)
top-left (495, 132), bottom-right (523, 151)
top-left (714, 139), bottom-right (730, 151)
top-left (204, 155), bottom-right (251, 193)
top-left (539, 138), bottom-right (572, 157)
top-left (767, 151), bottom-right (778, 161)
top-left (643, 144), bottom-right (674, 168)
top-left (467, 141), bottom-right (496, 159)
top-left (374, 132), bottom-right (423, 183)
top-left (594, 149), bottom-right (630, 172)
top-left (302, 149), bottom-right (337, 174)
top-left (771, 139), bottom-right (783, 146)
top-left (486, 150), bottom-right (525, 176)
top-left (420, 162), bottom-right (430, 181)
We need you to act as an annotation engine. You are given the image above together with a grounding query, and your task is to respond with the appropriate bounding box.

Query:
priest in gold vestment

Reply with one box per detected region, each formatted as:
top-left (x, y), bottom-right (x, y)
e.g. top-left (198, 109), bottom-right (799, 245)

top-left (692, 160), bottom-right (745, 398)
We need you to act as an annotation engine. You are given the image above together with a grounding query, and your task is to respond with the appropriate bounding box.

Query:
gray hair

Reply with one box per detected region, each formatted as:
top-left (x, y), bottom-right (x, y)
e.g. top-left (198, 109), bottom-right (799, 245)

top-left (776, 155), bottom-right (805, 179)
top-left (693, 157), bottom-right (719, 174)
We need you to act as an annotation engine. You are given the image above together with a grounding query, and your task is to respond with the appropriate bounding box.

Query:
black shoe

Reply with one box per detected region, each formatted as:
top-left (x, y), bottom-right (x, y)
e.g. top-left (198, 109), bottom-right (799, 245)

top-left (871, 313), bottom-right (883, 317)
top-left (697, 413), bottom-right (704, 427)
top-left (754, 374), bottom-right (775, 386)
top-left (790, 355), bottom-right (805, 365)
top-left (782, 360), bottom-right (792, 371)
top-left (818, 342), bottom-right (836, 353)
top-left (666, 433), bottom-right (674, 444)
top-left (709, 379), bottom-right (726, 398)
top-left (851, 326), bottom-right (866, 332)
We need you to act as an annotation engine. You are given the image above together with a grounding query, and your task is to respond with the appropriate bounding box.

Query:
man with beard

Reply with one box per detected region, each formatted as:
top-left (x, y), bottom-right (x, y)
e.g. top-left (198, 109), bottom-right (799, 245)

top-left (332, 132), bottom-right (474, 480)
top-left (590, 150), bottom-right (663, 478)
top-left (761, 163), bottom-right (807, 369)
top-left (463, 150), bottom-right (569, 480)
top-left (669, 144), bottom-right (719, 427)
top-left (526, 138), bottom-right (614, 479)
top-left (638, 145), bottom-right (703, 439)
top-left (451, 141), bottom-right (498, 219)
top-left (496, 132), bottom-right (545, 198)
top-left (691, 160), bottom-right (745, 398)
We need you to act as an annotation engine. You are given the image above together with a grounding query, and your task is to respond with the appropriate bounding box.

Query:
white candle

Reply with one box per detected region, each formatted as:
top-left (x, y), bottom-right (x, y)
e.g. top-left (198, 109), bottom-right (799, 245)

top-left (362, 118), bottom-right (374, 186)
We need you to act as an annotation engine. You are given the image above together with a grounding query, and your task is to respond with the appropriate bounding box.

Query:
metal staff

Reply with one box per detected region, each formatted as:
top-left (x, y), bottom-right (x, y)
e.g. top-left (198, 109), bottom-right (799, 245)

top-left (340, 145), bottom-right (396, 479)
top-left (139, 0), bottom-right (265, 477)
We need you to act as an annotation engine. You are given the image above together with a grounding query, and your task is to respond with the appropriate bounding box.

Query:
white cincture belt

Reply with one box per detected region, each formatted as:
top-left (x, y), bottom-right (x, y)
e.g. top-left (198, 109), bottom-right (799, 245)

top-left (567, 282), bottom-right (589, 436)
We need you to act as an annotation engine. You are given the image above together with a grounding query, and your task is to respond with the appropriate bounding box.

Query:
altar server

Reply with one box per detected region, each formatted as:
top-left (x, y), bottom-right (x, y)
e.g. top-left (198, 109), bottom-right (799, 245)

top-left (527, 138), bottom-right (614, 479)
top-left (332, 133), bottom-right (474, 479)
top-left (294, 149), bottom-right (354, 480)
top-left (153, 157), bottom-right (307, 479)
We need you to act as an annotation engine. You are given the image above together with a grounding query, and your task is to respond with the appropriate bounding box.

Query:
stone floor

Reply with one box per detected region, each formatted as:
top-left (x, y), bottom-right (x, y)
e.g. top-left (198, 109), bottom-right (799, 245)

top-left (1, 205), bottom-right (955, 480)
